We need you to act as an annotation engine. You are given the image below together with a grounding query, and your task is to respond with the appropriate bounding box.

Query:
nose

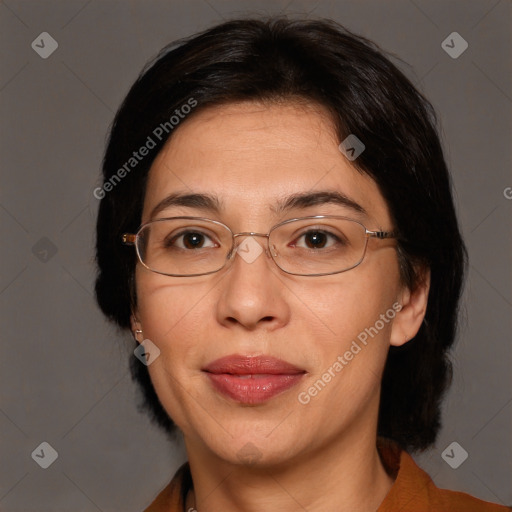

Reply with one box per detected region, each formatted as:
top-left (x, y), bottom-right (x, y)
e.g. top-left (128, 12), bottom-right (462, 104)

top-left (215, 235), bottom-right (291, 331)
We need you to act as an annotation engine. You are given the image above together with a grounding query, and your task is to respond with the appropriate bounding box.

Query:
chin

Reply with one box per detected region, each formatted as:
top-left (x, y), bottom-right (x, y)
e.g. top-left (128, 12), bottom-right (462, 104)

top-left (203, 426), bottom-right (306, 468)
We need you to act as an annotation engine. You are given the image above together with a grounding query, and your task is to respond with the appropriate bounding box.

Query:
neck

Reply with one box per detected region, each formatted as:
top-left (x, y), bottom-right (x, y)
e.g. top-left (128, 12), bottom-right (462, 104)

top-left (185, 428), bottom-right (394, 512)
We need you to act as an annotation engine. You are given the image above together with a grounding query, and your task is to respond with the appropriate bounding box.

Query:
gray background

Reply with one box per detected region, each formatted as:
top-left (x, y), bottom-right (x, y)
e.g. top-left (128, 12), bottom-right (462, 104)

top-left (0, 0), bottom-right (510, 510)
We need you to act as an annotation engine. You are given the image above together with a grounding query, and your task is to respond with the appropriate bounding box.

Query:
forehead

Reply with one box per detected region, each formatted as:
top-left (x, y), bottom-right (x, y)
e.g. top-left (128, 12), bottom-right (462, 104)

top-left (143, 101), bottom-right (391, 227)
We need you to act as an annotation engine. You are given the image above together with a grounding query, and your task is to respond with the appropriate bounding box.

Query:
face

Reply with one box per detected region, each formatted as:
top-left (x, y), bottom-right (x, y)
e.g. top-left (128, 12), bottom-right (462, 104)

top-left (133, 101), bottom-right (412, 467)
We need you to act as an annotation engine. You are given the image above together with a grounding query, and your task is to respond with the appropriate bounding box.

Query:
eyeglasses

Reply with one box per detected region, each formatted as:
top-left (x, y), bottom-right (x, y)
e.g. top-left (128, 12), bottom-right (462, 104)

top-left (122, 216), bottom-right (396, 277)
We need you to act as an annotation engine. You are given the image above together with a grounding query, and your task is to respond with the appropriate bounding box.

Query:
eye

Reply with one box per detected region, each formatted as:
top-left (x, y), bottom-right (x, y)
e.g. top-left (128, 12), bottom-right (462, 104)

top-left (166, 230), bottom-right (218, 250)
top-left (292, 229), bottom-right (342, 249)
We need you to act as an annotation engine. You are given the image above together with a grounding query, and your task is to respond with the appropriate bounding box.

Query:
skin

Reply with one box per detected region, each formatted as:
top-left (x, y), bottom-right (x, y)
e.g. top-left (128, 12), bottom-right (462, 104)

top-left (131, 101), bottom-right (429, 512)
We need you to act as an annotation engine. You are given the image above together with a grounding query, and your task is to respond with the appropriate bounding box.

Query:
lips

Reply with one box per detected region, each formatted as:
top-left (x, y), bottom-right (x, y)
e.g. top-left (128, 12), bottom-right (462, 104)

top-left (202, 355), bottom-right (306, 404)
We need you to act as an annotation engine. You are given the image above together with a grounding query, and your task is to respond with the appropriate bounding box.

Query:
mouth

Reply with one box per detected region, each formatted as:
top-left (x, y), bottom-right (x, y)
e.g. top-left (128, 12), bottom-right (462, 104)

top-left (202, 355), bottom-right (306, 405)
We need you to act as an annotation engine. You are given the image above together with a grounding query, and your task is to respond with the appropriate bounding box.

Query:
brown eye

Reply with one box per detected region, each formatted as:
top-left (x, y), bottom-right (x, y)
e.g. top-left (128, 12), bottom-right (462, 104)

top-left (293, 229), bottom-right (342, 250)
top-left (182, 232), bottom-right (206, 249)
top-left (304, 231), bottom-right (328, 249)
top-left (166, 230), bottom-right (217, 250)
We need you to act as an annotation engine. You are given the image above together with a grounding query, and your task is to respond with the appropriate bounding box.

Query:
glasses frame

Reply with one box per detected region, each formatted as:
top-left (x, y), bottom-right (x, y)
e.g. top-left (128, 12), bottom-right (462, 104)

top-left (122, 215), bottom-right (396, 277)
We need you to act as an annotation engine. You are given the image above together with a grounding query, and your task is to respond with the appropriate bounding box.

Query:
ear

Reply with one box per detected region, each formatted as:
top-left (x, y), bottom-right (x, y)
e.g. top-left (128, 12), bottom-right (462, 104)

top-left (390, 267), bottom-right (430, 347)
top-left (130, 313), bottom-right (143, 343)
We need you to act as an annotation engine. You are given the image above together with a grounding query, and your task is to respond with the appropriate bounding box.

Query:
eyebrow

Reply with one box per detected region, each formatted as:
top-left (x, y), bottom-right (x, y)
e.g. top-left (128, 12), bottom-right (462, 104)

top-left (149, 190), bottom-right (367, 220)
top-left (150, 192), bottom-right (222, 220)
top-left (272, 191), bottom-right (367, 216)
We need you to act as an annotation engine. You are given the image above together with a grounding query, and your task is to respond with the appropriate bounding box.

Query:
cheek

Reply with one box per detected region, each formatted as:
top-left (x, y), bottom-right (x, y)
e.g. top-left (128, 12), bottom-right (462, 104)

top-left (134, 273), bottom-right (220, 429)
top-left (296, 255), bottom-right (401, 393)
top-left (135, 266), bottom-right (214, 335)
top-left (295, 282), bottom-right (397, 412)
top-left (299, 265), bottom-right (400, 347)
top-left (134, 270), bottom-right (218, 377)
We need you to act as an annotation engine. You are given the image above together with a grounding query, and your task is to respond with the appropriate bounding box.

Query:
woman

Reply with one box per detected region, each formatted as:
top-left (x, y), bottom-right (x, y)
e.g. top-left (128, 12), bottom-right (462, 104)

top-left (95, 17), bottom-right (509, 511)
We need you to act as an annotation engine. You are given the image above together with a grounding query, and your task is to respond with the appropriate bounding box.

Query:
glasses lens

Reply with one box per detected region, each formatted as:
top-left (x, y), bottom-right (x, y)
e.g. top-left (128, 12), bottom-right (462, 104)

top-left (270, 217), bottom-right (367, 275)
top-left (137, 218), bottom-right (231, 276)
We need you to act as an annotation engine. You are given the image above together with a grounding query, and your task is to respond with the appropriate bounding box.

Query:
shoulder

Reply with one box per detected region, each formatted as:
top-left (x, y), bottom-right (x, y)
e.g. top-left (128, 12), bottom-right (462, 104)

top-left (429, 488), bottom-right (511, 512)
top-left (377, 438), bottom-right (510, 512)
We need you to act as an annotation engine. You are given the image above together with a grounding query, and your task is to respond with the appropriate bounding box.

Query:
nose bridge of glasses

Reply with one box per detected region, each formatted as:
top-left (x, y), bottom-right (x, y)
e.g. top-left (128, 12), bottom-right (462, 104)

top-left (230, 232), bottom-right (276, 259)
top-left (232, 232), bottom-right (269, 239)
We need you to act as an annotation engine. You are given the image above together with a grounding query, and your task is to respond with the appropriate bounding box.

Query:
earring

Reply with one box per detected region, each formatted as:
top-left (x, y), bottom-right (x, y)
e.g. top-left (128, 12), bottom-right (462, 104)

top-left (134, 328), bottom-right (143, 342)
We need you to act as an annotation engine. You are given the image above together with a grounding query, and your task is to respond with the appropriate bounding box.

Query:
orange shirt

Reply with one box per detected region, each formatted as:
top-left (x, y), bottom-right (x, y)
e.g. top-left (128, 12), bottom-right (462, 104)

top-left (143, 439), bottom-right (510, 512)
